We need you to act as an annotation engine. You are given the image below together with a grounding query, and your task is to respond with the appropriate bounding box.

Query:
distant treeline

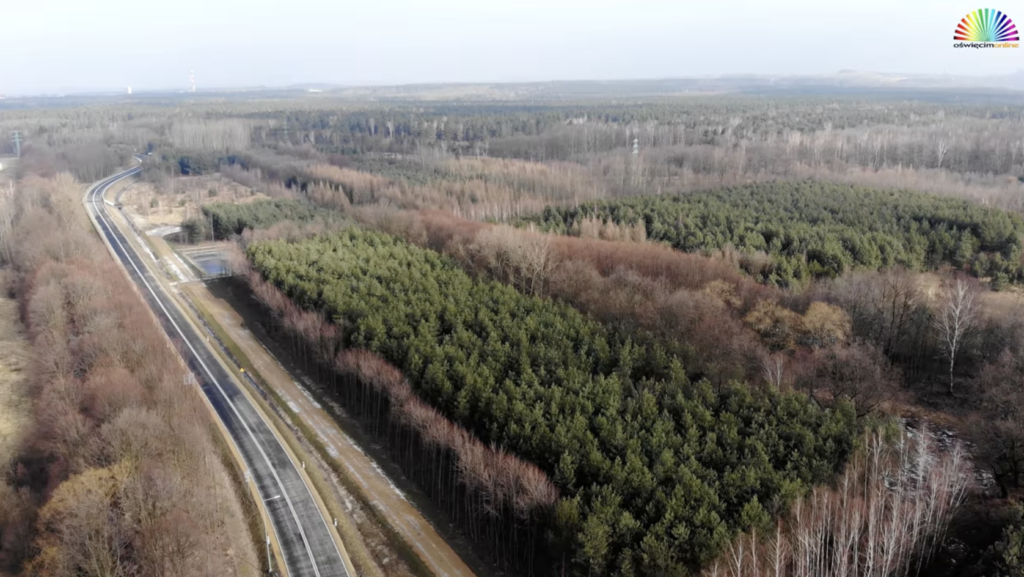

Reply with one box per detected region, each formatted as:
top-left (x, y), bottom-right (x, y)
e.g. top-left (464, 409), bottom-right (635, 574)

top-left (233, 100), bottom-right (1024, 180)
top-left (10, 96), bottom-right (1024, 208)
top-left (120, 94), bottom-right (1024, 220)
top-left (523, 182), bottom-right (1024, 287)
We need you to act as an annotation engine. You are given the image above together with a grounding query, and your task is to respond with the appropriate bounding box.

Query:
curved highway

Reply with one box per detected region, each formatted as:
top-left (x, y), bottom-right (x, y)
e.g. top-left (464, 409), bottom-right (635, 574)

top-left (84, 166), bottom-right (351, 577)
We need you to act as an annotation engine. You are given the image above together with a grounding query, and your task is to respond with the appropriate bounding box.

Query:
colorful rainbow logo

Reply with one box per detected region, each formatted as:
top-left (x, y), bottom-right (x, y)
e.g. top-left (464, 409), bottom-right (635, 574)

top-left (954, 9), bottom-right (1019, 42)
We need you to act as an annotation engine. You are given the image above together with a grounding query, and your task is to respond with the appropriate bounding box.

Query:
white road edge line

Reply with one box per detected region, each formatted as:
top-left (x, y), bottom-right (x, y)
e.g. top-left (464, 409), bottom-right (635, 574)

top-left (87, 168), bottom-right (347, 577)
top-left (90, 171), bottom-right (325, 577)
top-left (89, 171), bottom-right (322, 577)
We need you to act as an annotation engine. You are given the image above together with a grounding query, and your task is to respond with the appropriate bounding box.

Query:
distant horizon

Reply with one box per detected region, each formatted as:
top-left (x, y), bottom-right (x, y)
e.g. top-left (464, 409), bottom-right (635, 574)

top-left (5, 68), bottom-right (1024, 98)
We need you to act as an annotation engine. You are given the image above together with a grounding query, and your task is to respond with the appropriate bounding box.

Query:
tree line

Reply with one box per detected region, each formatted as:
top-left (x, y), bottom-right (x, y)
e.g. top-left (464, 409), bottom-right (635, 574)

top-left (0, 174), bottom-right (260, 575)
top-left (182, 198), bottom-right (339, 242)
top-left (10, 95), bottom-right (1024, 211)
top-left (523, 182), bottom-right (1024, 287)
top-left (180, 149), bottom-right (610, 222)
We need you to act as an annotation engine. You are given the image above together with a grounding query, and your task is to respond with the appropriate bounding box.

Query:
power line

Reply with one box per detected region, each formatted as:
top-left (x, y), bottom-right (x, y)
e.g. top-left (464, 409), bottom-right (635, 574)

top-left (10, 131), bottom-right (21, 158)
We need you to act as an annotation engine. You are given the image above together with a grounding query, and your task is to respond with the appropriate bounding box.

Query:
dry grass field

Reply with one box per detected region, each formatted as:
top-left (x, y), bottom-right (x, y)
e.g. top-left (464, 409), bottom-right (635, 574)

top-left (121, 173), bottom-right (270, 230)
top-left (0, 271), bottom-right (28, 473)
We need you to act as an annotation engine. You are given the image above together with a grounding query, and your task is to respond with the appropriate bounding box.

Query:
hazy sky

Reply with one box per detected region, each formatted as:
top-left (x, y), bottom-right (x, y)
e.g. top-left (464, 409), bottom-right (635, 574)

top-left (3, 0), bottom-right (1023, 93)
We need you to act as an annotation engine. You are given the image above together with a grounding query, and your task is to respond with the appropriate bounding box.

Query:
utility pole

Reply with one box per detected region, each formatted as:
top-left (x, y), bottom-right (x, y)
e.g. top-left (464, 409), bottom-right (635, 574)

top-left (10, 131), bottom-right (22, 158)
top-left (630, 137), bottom-right (642, 190)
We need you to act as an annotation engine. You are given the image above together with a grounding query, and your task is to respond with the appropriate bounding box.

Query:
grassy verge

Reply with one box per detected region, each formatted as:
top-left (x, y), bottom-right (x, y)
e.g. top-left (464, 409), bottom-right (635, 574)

top-left (182, 287), bottom-right (435, 577)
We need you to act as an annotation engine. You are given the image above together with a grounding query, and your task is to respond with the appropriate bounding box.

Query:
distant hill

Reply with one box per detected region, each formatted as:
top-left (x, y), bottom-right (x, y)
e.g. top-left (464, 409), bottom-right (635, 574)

top-left (6, 71), bottom-right (1024, 105)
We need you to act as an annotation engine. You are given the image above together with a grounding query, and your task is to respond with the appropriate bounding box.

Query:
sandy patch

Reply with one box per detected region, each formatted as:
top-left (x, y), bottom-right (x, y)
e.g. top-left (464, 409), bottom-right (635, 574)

top-left (121, 173), bottom-right (270, 230)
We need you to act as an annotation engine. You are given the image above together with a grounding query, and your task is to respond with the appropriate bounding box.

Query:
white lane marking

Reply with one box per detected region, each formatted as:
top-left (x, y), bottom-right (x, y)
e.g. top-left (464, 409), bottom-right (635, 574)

top-left (90, 173), bottom-right (332, 574)
top-left (90, 174), bottom-right (325, 574)
top-left (89, 171), bottom-right (346, 577)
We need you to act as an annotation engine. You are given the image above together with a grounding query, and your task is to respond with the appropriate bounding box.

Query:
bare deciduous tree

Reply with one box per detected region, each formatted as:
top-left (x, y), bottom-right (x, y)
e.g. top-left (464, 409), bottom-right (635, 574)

top-left (168, 119), bottom-right (253, 152)
top-left (935, 137), bottom-right (949, 169)
top-left (808, 342), bottom-right (898, 417)
top-left (972, 349), bottom-right (1024, 496)
top-left (704, 427), bottom-right (971, 577)
top-left (467, 225), bottom-right (553, 296)
top-left (759, 352), bottom-right (786, 389)
top-left (933, 277), bottom-right (980, 393)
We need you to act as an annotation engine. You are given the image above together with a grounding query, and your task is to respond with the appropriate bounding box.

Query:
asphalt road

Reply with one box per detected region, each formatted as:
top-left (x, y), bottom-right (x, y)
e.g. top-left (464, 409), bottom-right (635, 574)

top-left (85, 167), bottom-right (351, 577)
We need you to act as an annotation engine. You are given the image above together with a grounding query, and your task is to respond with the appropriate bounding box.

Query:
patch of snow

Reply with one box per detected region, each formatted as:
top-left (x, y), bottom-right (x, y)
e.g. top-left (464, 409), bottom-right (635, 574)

top-left (901, 416), bottom-right (998, 496)
top-left (338, 432), bottom-right (367, 457)
top-left (339, 492), bottom-right (355, 512)
top-left (163, 257), bottom-right (188, 282)
top-left (173, 254), bottom-right (194, 281)
top-left (370, 461), bottom-right (408, 502)
top-left (132, 232), bottom-right (158, 262)
top-left (294, 381), bottom-right (323, 409)
top-left (147, 225), bottom-right (182, 237)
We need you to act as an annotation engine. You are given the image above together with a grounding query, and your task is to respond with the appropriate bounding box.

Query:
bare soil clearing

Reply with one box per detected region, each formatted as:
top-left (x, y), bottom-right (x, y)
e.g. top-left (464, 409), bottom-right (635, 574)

top-left (121, 173), bottom-right (269, 229)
